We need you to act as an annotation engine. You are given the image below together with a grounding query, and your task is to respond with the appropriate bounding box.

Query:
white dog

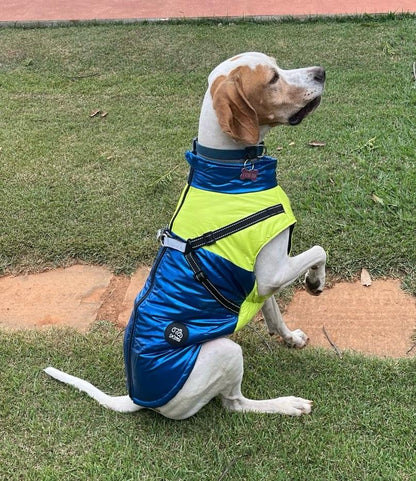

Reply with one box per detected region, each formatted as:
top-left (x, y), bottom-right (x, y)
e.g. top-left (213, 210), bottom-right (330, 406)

top-left (45, 52), bottom-right (326, 419)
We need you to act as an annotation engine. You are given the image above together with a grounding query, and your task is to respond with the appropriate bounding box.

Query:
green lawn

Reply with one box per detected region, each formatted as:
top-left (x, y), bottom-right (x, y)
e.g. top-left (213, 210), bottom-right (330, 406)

top-left (2, 324), bottom-right (416, 480)
top-left (1, 16), bottom-right (415, 290)
top-left (1, 15), bottom-right (416, 481)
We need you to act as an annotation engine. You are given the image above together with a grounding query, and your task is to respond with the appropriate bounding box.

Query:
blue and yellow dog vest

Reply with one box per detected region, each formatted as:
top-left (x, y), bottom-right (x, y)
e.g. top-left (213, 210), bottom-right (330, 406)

top-left (124, 148), bottom-right (296, 408)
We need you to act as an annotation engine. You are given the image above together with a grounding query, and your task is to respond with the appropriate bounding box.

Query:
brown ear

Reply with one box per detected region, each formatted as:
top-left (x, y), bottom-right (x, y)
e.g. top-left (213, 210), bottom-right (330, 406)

top-left (211, 71), bottom-right (259, 145)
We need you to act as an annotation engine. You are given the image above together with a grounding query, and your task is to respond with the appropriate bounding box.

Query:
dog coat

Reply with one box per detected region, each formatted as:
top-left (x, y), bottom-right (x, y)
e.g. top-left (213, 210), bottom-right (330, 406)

top-left (124, 149), bottom-right (296, 408)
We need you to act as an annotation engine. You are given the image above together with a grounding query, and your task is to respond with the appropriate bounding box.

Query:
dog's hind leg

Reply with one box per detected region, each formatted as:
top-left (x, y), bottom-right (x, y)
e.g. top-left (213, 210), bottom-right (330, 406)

top-left (44, 367), bottom-right (142, 413)
top-left (158, 338), bottom-right (312, 418)
top-left (221, 389), bottom-right (313, 416)
top-left (216, 342), bottom-right (312, 416)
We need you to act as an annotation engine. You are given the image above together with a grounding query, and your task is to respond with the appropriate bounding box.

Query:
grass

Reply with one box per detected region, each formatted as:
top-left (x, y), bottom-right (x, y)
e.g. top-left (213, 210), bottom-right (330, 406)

top-left (1, 15), bottom-right (416, 481)
top-left (0, 16), bottom-right (415, 290)
top-left (1, 322), bottom-right (416, 481)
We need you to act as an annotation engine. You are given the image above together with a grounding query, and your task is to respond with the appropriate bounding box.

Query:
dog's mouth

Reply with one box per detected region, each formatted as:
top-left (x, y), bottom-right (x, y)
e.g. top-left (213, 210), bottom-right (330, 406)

top-left (288, 96), bottom-right (321, 126)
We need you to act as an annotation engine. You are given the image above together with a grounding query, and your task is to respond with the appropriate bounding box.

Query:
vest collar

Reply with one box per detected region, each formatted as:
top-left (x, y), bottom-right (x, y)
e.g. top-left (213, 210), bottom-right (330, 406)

top-left (185, 149), bottom-right (278, 194)
top-left (192, 138), bottom-right (266, 162)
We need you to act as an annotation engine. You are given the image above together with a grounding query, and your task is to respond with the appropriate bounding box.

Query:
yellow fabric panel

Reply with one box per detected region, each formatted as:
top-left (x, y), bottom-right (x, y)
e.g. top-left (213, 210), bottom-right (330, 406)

top-left (235, 282), bottom-right (267, 331)
top-left (170, 185), bottom-right (296, 272)
top-left (170, 184), bottom-right (296, 330)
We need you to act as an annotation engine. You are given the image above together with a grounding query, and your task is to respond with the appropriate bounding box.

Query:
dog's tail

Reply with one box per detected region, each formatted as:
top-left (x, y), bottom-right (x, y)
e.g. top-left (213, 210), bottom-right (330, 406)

top-left (43, 367), bottom-right (142, 413)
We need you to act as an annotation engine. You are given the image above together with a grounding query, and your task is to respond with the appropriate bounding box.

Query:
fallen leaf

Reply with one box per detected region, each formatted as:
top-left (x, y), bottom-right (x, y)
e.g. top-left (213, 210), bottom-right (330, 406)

top-left (371, 193), bottom-right (384, 206)
top-left (361, 268), bottom-right (372, 287)
top-left (288, 141), bottom-right (295, 146)
top-left (308, 141), bottom-right (326, 147)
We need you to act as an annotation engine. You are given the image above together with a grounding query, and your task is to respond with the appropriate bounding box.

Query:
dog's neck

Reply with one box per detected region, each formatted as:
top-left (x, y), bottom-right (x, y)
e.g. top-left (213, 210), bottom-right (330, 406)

top-left (197, 90), bottom-right (271, 156)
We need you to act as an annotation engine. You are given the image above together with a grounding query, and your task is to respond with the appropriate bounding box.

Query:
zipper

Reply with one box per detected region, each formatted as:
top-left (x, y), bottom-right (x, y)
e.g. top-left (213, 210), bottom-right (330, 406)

top-left (126, 246), bottom-right (167, 389)
top-left (169, 178), bottom-right (192, 231)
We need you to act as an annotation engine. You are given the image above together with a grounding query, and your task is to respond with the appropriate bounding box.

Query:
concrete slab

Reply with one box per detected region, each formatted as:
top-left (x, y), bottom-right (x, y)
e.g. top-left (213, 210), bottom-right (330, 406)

top-left (117, 266), bottom-right (151, 327)
top-left (1, 264), bottom-right (415, 358)
top-left (0, 264), bottom-right (151, 332)
top-left (0, 265), bottom-right (113, 331)
top-left (284, 279), bottom-right (416, 358)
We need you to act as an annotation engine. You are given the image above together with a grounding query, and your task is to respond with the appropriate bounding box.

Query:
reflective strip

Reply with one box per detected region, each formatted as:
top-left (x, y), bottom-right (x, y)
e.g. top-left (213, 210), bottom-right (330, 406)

top-left (161, 236), bottom-right (187, 253)
top-left (188, 204), bottom-right (285, 250)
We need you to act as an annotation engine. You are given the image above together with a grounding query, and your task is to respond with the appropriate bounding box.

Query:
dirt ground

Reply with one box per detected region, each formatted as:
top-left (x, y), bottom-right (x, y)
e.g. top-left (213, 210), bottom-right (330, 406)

top-left (1, 264), bottom-right (415, 358)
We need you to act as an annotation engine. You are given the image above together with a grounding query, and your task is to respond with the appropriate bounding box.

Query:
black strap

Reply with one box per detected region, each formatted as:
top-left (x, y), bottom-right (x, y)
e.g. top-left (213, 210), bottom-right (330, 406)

top-left (187, 203), bottom-right (285, 251)
top-left (184, 251), bottom-right (240, 314)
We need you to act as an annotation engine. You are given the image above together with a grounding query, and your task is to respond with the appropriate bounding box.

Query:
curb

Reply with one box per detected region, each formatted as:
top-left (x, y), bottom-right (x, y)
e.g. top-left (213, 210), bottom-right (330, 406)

top-left (0, 12), bottom-right (414, 29)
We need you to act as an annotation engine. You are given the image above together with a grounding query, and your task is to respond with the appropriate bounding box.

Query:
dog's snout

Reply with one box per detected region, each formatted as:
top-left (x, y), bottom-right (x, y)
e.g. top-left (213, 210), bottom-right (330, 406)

top-left (313, 67), bottom-right (326, 84)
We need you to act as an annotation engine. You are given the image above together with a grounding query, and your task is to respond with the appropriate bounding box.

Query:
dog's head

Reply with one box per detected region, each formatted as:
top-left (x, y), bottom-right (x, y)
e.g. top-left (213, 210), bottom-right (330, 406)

top-left (208, 52), bottom-right (325, 145)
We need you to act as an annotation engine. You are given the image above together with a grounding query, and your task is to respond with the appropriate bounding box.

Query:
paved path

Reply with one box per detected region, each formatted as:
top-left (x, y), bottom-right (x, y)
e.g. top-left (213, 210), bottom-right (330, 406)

top-left (1, 0), bottom-right (415, 23)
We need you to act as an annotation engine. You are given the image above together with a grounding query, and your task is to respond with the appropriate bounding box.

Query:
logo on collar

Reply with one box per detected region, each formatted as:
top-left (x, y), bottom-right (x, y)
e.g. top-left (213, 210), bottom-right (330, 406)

top-left (164, 322), bottom-right (189, 347)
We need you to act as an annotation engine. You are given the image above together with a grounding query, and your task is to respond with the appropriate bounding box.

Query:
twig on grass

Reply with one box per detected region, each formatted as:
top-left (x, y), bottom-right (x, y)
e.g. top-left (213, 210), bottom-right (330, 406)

top-left (217, 451), bottom-right (252, 481)
top-left (217, 455), bottom-right (241, 481)
top-left (148, 164), bottom-right (180, 188)
top-left (247, 323), bottom-right (274, 354)
top-left (322, 326), bottom-right (343, 359)
top-left (112, 327), bottom-right (126, 345)
top-left (66, 72), bottom-right (101, 80)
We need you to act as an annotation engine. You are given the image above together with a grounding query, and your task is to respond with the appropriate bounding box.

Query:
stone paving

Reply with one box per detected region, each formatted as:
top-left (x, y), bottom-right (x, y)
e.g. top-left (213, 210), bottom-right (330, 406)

top-left (1, 0), bottom-right (414, 24)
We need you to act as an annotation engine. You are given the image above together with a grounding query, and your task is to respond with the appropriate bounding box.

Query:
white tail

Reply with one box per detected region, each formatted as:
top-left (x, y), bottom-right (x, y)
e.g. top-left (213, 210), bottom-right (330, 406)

top-left (43, 367), bottom-right (142, 413)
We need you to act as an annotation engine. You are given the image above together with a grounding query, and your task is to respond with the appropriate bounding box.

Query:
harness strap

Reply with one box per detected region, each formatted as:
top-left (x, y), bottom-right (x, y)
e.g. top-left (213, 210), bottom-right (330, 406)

top-left (159, 202), bottom-right (286, 313)
top-left (184, 251), bottom-right (240, 314)
top-left (188, 204), bottom-right (285, 250)
top-left (158, 235), bottom-right (187, 253)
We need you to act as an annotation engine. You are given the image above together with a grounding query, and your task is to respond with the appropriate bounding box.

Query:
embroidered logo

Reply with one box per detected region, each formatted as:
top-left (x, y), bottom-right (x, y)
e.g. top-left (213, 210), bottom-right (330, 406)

top-left (164, 322), bottom-right (189, 347)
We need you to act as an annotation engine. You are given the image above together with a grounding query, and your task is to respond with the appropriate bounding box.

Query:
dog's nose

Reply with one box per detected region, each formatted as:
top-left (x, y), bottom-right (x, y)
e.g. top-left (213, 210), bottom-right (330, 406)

top-left (313, 67), bottom-right (326, 83)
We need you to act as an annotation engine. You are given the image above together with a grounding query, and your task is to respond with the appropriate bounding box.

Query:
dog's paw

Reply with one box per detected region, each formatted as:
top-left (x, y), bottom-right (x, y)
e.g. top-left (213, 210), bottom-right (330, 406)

top-left (273, 396), bottom-right (313, 416)
top-left (304, 266), bottom-right (325, 296)
top-left (284, 329), bottom-right (309, 348)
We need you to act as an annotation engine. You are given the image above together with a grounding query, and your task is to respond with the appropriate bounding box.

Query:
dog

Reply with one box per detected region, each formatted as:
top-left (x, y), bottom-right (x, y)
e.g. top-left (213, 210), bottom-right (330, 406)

top-left (45, 52), bottom-right (326, 419)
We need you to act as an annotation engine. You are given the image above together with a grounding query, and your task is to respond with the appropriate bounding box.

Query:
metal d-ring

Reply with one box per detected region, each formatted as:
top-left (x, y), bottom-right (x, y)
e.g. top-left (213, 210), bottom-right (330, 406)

top-left (243, 158), bottom-right (255, 171)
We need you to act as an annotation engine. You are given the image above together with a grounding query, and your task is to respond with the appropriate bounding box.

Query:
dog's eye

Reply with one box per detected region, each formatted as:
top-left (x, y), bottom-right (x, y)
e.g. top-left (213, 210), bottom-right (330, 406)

top-left (269, 71), bottom-right (279, 84)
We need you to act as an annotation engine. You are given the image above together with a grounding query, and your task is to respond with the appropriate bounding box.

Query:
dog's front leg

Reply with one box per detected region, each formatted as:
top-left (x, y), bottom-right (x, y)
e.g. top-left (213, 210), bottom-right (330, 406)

top-left (261, 296), bottom-right (308, 348)
top-left (256, 232), bottom-right (326, 296)
top-left (266, 245), bottom-right (327, 294)
top-left (256, 231), bottom-right (326, 347)
top-left (303, 259), bottom-right (326, 296)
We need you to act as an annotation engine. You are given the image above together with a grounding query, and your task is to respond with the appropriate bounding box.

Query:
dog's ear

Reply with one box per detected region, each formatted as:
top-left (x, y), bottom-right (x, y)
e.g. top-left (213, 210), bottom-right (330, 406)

top-left (211, 71), bottom-right (259, 145)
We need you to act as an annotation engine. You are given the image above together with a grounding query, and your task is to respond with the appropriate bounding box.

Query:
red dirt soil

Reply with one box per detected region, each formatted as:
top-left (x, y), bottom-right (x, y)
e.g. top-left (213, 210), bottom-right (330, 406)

top-left (1, 265), bottom-right (415, 359)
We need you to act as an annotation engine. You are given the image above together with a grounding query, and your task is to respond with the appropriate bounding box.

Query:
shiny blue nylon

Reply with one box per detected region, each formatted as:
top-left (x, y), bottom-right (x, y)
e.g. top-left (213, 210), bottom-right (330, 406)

top-left (186, 151), bottom-right (278, 193)
top-left (124, 245), bottom-right (255, 407)
top-left (123, 151), bottom-right (284, 408)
